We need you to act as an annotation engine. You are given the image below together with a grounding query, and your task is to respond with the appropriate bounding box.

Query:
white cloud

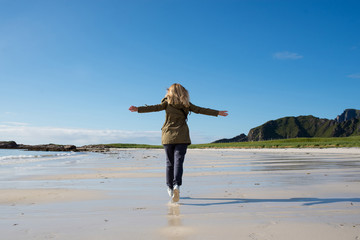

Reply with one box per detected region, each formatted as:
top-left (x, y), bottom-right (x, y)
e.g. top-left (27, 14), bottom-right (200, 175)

top-left (347, 73), bottom-right (360, 79)
top-left (273, 51), bottom-right (303, 60)
top-left (0, 123), bottom-right (161, 146)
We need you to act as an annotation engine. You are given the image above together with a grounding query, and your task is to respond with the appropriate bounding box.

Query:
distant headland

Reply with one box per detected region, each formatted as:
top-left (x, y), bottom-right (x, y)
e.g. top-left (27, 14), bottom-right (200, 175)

top-left (214, 109), bottom-right (360, 143)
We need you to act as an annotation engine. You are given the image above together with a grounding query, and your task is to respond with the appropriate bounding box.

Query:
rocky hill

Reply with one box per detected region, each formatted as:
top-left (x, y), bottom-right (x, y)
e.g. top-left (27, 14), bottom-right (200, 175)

top-left (214, 109), bottom-right (360, 143)
top-left (335, 109), bottom-right (360, 123)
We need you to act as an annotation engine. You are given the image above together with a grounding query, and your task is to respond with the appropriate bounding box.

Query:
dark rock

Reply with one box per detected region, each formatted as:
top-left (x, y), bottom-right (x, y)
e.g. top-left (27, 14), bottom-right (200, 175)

top-left (1, 141), bottom-right (110, 153)
top-left (19, 144), bottom-right (77, 152)
top-left (0, 141), bottom-right (18, 149)
top-left (77, 144), bottom-right (110, 152)
top-left (64, 145), bottom-right (77, 151)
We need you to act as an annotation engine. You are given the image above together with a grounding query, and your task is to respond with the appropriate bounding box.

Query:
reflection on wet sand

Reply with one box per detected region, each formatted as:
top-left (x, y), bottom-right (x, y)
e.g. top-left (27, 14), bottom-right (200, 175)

top-left (168, 202), bottom-right (181, 227)
top-left (160, 202), bottom-right (194, 240)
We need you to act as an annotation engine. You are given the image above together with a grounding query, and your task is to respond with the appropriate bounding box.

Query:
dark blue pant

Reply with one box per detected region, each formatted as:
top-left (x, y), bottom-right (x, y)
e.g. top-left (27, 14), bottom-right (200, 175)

top-left (163, 144), bottom-right (188, 188)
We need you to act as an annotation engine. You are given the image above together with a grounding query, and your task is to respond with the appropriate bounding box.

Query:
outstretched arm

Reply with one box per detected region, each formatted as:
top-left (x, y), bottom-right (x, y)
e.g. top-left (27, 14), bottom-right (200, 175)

top-left (129, 101), bottom-right (167, 113)
top-left (190, 103), bottom-right (228, 117)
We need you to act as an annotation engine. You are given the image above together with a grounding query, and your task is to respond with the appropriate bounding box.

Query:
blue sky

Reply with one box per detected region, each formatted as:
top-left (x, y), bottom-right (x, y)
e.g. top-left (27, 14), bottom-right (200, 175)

top-left (1, 0), bottom-right (359, 145)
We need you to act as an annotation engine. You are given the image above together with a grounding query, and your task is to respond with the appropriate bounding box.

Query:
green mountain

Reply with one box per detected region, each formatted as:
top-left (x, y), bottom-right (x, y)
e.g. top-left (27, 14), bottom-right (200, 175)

top-left (214, 109), bottom-right (360, 143)
top-left (247, 115), bottom-right (360, 141)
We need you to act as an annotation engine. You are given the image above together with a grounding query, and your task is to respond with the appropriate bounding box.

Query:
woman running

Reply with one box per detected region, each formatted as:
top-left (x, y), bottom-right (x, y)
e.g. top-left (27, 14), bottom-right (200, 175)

top-left (129, 83), bottom-right (228, 202)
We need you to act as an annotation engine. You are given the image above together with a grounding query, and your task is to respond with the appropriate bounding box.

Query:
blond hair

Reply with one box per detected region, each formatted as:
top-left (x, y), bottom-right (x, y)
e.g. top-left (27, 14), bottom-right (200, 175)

top-left (165, 83), bottom-right (190, 108)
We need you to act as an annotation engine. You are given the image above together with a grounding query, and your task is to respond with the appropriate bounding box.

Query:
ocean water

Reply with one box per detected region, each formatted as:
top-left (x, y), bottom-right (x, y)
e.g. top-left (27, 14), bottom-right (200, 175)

top-left (0, 148), bottom-right (165, 191)
top-left (0, 149), bottom-right (78, 165)
top-left (0, 149), bottom-right (95, 182)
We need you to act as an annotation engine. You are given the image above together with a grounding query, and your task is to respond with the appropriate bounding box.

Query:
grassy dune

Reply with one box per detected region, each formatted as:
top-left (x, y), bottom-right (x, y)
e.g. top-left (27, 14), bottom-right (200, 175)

top-left (107, 136), bottom-right (360, 149)
top-left (190, 136), bottom-right (360, 149)
top-left (106, 143), bottom-right (163, 149)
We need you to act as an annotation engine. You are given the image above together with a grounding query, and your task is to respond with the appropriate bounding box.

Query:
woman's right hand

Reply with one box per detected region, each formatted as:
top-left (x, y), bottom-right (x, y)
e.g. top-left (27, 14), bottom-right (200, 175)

top-left (218, 111), bottom-right (228, 117)
top-left (129, 106), bottom-right (138, 112)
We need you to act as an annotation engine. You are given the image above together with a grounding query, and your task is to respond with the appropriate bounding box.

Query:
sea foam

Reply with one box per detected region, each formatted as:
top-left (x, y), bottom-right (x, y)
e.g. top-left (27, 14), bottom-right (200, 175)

top-left (0, 149), bottom-right (77, 165)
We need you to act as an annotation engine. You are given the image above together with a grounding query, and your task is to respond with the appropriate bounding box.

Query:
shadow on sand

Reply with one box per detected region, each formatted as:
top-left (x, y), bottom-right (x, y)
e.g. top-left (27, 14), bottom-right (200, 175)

top-left (180, 197), bottom-right (360, 206)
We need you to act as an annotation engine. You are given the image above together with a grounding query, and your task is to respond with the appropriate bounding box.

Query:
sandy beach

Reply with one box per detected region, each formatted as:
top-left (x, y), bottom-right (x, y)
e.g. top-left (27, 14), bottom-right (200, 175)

top-left (1, 148), bottom-right (360, 240)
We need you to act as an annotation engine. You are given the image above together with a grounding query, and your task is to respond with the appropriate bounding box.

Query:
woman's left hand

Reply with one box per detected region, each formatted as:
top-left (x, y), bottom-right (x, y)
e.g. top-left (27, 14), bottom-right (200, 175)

top-left (129, 106), bottom-right (138, 112)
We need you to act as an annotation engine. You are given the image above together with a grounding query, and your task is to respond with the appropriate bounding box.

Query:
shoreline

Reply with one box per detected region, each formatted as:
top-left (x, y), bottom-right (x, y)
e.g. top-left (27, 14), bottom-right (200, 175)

top-left (2, 136), bottom-right (360, 153)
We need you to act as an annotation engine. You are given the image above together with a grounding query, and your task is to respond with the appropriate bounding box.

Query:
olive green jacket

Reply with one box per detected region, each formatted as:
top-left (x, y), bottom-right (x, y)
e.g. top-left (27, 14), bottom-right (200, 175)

top-left (138, 98), bottom-right (219, 145)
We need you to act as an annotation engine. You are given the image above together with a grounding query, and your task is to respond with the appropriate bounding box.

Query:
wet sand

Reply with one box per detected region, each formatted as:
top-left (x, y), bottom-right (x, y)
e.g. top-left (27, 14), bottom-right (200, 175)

top-left (1, 148), bottom-right (360, 239)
